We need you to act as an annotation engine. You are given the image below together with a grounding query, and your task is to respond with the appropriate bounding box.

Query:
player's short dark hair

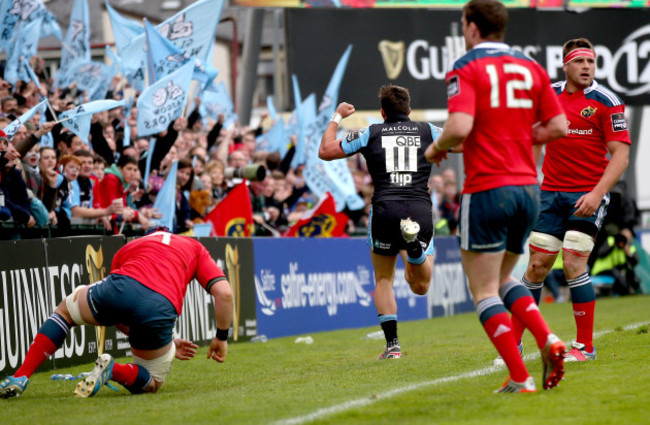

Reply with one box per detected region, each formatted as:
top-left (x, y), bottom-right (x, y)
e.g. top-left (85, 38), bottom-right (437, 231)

top-left (117, 154), bottom-right (137, 168)
top-left (74, 149), bottom-right (93, 158)
top-left (562, 38), bottom-right (594, 59)
top-left (378, 84), bottom-right (410, 116)
top-left (463, 0), bottom-right (507, 41)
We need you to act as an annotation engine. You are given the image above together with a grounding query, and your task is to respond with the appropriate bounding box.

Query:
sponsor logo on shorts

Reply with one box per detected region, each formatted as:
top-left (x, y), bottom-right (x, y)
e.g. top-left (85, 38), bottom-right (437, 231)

top-left (580, 106), bottom-right (596, 118)
top-left (373, 240), bottom-right (392, 250)
top-left (447, 75), bottom-right (460, 98)
top-left (611, 113), bottom-right (627, 131)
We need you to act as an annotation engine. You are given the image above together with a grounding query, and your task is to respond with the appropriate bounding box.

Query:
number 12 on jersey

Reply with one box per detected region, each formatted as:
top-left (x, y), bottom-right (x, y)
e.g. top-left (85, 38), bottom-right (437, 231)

top-left (485, 63), bottom-right (533, 109)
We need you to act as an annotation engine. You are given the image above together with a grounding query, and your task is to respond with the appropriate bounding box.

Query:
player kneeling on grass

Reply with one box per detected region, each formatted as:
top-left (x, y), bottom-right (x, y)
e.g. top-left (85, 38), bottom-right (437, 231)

top-left (0, 227), bottom-right (233, 398)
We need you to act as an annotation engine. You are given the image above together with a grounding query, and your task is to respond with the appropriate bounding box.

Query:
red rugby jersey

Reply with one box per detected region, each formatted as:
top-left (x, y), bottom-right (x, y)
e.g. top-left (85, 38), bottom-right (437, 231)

top-left (110, 232), bottom-right (226, 314)
top-left (446, 42), bottom-right (563, 194)
top-left (542, 81), bottom-right (631, 192)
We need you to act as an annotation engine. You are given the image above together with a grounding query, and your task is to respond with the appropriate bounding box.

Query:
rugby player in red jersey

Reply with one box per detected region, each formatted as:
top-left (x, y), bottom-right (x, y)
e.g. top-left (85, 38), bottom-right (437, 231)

top-left (425, 0), bottom-right (567, 393)
top-left (508, 38), bottom-right (631, 363)
top-left (0, 228), bottom-right (233, 398)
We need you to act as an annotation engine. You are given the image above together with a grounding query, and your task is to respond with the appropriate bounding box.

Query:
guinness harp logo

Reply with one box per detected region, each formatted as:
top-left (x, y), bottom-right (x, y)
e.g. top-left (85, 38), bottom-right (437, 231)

top-left (378, 40), bottom-right (405, 80)
top-left (86, 244), bottom-right (106, 354)
top-left (225, 244), bottom-right (241, 341)
top-left (85, 244), bottom-right (106, 284)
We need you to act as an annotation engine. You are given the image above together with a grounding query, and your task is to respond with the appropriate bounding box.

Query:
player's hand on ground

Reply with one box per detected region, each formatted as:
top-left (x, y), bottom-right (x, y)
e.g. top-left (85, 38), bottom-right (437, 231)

top-left (574, 191), bottom-right (601, 217)
top-left (173, 338), bottom-right (198, 360)
top-left (207, 337), bottom-right (228, 363)
top-left (336, 102), bottom-right (355, 118)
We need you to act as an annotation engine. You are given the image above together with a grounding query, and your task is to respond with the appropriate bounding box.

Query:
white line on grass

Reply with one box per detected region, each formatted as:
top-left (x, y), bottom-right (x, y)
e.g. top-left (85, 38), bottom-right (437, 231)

top-left (273, 321), bottom-right (649, 425)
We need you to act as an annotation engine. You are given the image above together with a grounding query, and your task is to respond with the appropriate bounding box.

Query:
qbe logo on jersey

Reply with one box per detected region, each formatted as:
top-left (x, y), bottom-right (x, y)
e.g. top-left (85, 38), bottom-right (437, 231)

top-left (382, 135), bottom-right (420, 187)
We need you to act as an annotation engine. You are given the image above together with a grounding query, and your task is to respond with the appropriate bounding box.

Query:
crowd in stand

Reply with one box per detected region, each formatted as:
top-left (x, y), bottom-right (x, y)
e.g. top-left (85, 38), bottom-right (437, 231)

top-left (0, 56), bottom-right (464, 239)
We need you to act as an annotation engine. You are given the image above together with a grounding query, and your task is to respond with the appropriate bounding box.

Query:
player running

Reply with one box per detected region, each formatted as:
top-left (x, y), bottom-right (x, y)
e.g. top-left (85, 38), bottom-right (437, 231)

top-left (320, 84), bottom-right (438, 360)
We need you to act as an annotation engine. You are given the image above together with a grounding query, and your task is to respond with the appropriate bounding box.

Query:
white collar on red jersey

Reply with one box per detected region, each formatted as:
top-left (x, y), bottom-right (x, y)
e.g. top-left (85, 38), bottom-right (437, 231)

top-left (557, 80), bottom-right (599, 95)
top-left (472, 41), bottom-right (510, 51)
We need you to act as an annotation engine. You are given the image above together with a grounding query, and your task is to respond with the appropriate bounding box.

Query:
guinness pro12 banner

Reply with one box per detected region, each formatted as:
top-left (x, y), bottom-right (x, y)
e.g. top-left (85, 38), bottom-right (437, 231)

top-left (286, 9), bottom-right (650, 109)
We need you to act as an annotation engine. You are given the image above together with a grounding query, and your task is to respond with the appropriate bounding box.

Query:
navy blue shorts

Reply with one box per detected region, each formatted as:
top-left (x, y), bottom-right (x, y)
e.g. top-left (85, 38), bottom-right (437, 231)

top-left (367, 199), bottom-right (434, 256)
top-left (87, 274), bottom-right (177, 350)
top-left (458, 185), bottom-right (539, 254)
top-left (534, 190), bottom-right (609, 239)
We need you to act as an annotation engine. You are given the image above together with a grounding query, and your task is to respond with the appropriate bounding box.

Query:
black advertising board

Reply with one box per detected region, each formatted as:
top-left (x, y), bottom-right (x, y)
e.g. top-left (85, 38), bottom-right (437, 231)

top-left (188, 237), bottom-right (258, 343)
top-left (0, 239), bottom-right (49, 376)
top-left (286, 9), bottom-right (650, 109)
top-left (43, 236), bottom-right (128, 370)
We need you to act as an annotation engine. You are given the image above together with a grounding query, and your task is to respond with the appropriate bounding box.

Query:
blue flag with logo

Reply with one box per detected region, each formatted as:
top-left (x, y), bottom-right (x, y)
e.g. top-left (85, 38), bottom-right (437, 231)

top-left (4, 17), bottom-right (42, 85)
top-left (144, 19), bottom-right (218, 88)
top-left (59, 0), bottom-right (90, 73)
top-left (302, 45), bottom-right (363, 211)
top-left (120, 0), bottom-right (224, 93)
top-left (58, 99), bottom-right (127, 144)
top-left (104, 0), bottom-right (143, 54)
top-left (3, 100), bottom-right (47, 139)
top-left (153, 160), bottom-right (178, 231)
top-left (56, 61), bottom-right (116, 101)
top-left (137, 61), bottom-right (194, 137)
top-left (200, 81), bottom-right (238, 129)
top-left (0, 0), bottom-right (61, 52)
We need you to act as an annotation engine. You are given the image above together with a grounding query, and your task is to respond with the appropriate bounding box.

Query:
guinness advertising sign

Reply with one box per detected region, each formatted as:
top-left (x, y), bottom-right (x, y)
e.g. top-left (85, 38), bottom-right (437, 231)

top-left (286, 8), bottom-right (650, 109)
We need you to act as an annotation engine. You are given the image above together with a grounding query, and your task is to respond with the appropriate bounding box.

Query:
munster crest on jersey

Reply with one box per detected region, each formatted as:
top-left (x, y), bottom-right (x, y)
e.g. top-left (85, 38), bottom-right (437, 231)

top-left (581, 106), bottom-right (596, 118)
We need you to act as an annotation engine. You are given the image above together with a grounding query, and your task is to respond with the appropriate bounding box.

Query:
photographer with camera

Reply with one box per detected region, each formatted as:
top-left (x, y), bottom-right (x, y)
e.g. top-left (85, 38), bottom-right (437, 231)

top-left (591, 228), bottom-right (640, 296)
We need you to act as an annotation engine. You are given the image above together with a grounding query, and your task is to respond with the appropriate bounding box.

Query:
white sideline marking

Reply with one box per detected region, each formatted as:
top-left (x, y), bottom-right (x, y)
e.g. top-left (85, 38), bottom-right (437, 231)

top-left (273, 322), bottom-right (649, 425)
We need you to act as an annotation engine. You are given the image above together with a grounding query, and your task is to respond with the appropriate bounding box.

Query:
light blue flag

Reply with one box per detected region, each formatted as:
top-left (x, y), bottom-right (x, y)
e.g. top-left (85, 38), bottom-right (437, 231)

top-left (104, 0), bottom-right (143, 54)
top-left (143, 138), bottom-right (156, 188)
top-left (266, 95), bottom-right (277, 120)
top-left (294, 93), bottom-right (316, 168)
top-left (59, 0), bottom-right (90, 74)
top-left (56, 61), bottom-right (116, 101)
top-left (136, 61), bottom-right (194, 137)
top-left (153, 160), bottom-right (178, 231)
top-left (303, 45), bottom-right (363, 211)
top-left (290, 75), bottom-right (303, 168)
top-left (0, 0), bottom-right (17, 53)
top-left (39, 6), bottom-right (62, 40)
top-left (200, 81), bottom-right (238, 129)
top-left (317, 44), bottom-right (352, 118)
top-left (4, 18), bottom-right (42, 85)
top-left (38, 100), bottom-right (53, 148)
top-left (2, 100), bottom-right (47, 139)
top-left (58, 99), bottom-right (127, 144)
top-left (121, 0), bottom-right (225, 93)
top-left (256, 118), bottom-right (286, 155)
top-left (105, 45), bottom-right (122, 75)
top-left (144, 19), bottom-right (218, 89)
top-left (23, 60), bottom-right (41, 89)
top-left (0, 0), bottom-right (61, 52)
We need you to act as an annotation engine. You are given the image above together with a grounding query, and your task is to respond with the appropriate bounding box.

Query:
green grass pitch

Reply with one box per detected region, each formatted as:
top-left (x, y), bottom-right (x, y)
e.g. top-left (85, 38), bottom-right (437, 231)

top-left (2, 295), bottom-right (649, 425)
